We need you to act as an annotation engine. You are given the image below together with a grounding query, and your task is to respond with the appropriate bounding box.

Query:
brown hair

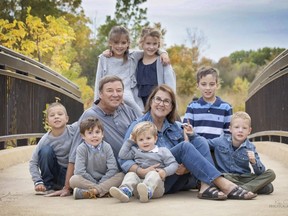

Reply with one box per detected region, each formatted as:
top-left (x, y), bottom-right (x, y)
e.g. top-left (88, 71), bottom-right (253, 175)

top-left (80, 117), bottom-right (104, 134)
top-left (231, 111), bottom-right (251, 126)
top-left (98, 75), bottom-right (124, 92)
top-left (144, 84), bottom-right (178, 123)
top-left (139, 27), bottom-right (162, 49)
top-left (131, 121), bottom-right (158, 142)
top-left (196, 66), bottom-right (219, 83)
top-left (108, 26), bottom-right (130, 63)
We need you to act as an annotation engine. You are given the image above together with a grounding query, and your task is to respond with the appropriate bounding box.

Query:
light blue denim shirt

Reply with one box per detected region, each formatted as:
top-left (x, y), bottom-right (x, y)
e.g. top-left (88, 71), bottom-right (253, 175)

top-left (208, 134), bottom-right (265, 175)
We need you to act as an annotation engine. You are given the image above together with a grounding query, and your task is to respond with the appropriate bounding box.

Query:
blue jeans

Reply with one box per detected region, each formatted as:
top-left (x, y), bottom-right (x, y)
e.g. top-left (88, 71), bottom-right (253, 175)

top-left (164, 141), bottom-right (221, 193)
top-left (190, 135), bottom-right (215, 166)
top-left (38, 145), bottom-right (67, 190)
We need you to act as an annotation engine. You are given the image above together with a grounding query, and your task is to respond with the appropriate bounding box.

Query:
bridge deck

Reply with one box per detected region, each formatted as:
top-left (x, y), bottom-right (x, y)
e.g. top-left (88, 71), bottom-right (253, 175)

top-left (0, 142), bottom-right (287, 216)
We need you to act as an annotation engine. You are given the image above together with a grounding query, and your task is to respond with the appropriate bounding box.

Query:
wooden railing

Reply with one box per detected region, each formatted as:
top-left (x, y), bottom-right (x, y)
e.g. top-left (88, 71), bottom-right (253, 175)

top-left (0, 45), bottom-right (84, 149)
top-left (0, 133), bottom-right (45, 149)
top-left (249, 130), bottom-right (288, 144)
top-left (246, 49), bottom-right (288, 134)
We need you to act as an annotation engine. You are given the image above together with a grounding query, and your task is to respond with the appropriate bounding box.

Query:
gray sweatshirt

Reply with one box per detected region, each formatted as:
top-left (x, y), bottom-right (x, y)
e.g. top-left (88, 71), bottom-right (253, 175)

top-left (29, 123), bottom-right (77, 184)
top-left (119, 139), bottom-right (178, 176)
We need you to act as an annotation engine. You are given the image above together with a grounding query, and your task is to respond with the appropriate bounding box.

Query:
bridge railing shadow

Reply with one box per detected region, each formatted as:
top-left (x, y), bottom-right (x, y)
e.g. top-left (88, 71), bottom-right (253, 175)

top-left (0, 46), bottom-right (83, 149)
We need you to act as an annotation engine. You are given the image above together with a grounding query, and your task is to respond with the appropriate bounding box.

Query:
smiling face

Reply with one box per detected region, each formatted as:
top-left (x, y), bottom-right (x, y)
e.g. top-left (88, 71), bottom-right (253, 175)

top-left (81, 126), bottom-right (104, 147)
top-left (150, 90), bottom-right (173, 121)
top-left (46, 105), bottom-right (69, 130)
top-left (136, 129), bottom-right (157, 152)
top-left (197, 74), bottom-right (218, 103)
top-left (229, 117), bottom-right (252, 146)
top-left (142, 36), bottom-right (159, 57)
top-left (109, 34), bottom-right (130, 58)
top-left (98, 80), bottom-right (124, 114)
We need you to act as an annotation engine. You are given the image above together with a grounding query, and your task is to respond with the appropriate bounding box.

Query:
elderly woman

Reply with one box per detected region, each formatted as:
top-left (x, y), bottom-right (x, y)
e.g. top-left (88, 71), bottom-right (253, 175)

top-left (121, 84), bottom-right (256, 200)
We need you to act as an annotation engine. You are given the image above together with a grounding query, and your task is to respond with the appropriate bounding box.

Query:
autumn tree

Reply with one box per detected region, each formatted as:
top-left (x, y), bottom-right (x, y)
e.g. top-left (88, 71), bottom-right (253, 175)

top-left (0, 8), bottom-right (93, 108)
top-left (171, 28), bottom-right (211, 96)
top-left (82, 0), bottom-right (150, 86)
top-left (0, 7), bottom-right (75, 62)
top-left (0, 0), bottom-right (82, 22)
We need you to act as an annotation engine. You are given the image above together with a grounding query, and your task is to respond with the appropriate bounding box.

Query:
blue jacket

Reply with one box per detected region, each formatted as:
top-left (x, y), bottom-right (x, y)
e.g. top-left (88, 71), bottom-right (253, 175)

top-left (208, 134), bottom-right (265, 175)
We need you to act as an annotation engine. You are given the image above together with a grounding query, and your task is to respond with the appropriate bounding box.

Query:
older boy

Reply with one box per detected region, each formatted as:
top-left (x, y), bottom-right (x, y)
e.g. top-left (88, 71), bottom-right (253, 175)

top-left (183, 66), bottom-right (232, 139)
top-left (29, 102), bottom-right (77, 195)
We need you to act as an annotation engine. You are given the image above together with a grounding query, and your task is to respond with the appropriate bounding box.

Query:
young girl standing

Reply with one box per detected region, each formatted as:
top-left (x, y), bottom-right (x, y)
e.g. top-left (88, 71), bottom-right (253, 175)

top-left (94, 26), bottom-right (171, 117)
top-left (94, 26), bottom-right (145, 116)
top-left (136, 27), bottom-right (176, 106)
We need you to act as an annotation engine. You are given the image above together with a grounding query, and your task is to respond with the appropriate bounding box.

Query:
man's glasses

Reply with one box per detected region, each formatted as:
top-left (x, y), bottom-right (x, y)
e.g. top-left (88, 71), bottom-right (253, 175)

top-left (153, 97), bottom-right (172, 106)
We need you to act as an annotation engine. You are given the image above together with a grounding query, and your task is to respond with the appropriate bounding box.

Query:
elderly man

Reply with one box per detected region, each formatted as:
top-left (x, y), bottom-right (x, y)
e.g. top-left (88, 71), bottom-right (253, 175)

top-left (48, 75), bottom-right (139, 197)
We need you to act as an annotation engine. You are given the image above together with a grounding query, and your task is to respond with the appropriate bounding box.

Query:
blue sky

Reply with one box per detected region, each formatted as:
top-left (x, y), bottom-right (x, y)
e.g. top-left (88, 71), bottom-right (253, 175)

top-left (81, 0), bottom-right (288, 61)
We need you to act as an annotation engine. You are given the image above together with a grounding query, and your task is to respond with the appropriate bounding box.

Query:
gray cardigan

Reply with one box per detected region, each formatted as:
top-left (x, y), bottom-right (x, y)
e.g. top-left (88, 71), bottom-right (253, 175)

top-left (74, 141), bottom-right (119, 183)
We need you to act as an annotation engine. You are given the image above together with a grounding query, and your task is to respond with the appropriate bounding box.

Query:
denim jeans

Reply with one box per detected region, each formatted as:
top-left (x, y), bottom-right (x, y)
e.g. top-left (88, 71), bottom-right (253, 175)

top-left (164, 141), bottom-right (221, 193)
top-left (38, 145), bottom-right (67, 190)
top-left (190, 135), bottom-right (215, 166)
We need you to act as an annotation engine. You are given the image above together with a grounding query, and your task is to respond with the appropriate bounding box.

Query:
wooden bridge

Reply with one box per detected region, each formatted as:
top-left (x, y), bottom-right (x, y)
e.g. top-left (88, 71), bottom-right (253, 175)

top-left (0, 45), bottom-right (84, 149)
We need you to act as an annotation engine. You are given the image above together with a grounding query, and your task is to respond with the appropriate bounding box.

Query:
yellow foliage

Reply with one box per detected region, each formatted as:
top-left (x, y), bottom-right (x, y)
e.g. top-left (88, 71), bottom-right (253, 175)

top-left (73, 77), bottom-right (94, 109)
top-left (0, 7), bottom-right (92, 109)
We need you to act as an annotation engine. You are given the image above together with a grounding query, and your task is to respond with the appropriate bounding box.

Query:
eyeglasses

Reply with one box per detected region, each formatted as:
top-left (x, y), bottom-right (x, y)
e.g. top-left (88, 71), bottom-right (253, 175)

top-left (152, 97), bottom-right (172, 106)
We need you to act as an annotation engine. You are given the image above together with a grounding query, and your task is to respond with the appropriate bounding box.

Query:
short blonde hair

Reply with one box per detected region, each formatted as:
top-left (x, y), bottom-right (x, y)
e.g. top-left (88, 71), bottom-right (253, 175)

top-left (139, 27), bottom-right (162, 49)
top-left (131, 121), bottom-right (158, 141)
top-left (46, 102), bottom-right (67, 116)
top-left (231, 111), bottom-right (251, 126)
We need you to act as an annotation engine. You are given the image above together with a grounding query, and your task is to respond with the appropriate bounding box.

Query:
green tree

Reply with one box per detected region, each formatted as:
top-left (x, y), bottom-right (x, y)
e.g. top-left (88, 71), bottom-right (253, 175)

top-left (0, 0), bottom-right (82, 22)
top-left (83, 0), bottom-right (150, 87)
top-left (215, 57), bottom-right (234, 87)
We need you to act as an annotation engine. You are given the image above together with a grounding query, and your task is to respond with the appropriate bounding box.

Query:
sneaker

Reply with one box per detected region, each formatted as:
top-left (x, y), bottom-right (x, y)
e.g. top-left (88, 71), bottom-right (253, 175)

top-left (257, 183), bottom-right (274, 195)
top-left (35, 189), bottom-right (55, 195)
top-left (73, 188), bottom-right (96, 199)
top-left (109, 187), bottom-right (132, 202)
top-left (137, 183), bottom-right (152, 203)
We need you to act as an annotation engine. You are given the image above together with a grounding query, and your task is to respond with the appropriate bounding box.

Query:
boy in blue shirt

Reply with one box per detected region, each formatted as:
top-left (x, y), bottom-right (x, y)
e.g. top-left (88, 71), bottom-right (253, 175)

top-left (207, 111), bottom-right (275, 194)
top-left (183, 66), bottom-right (232, 139)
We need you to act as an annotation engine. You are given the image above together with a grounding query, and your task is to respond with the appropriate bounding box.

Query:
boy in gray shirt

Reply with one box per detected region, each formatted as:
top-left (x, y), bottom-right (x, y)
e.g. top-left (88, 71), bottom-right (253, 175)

top-left (29, 102), bottom-right (77, 195)
top-left (110, 121), bottom-right (178, 203)
top-left (71, 117), bottom-right (124, 199)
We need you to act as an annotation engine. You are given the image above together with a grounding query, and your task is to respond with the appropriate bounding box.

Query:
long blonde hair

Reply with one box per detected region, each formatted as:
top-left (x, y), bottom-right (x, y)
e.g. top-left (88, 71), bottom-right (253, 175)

top-left (139, 27), bottom-right (162, 49)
